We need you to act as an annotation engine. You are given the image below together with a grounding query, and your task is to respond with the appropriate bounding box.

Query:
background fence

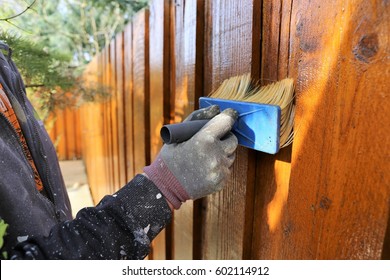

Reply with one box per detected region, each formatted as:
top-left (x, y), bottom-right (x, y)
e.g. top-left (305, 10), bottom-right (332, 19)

top-left (46, 108), bottom-right (82, 161)
top-left (52, 0), bottom-right (390, 259)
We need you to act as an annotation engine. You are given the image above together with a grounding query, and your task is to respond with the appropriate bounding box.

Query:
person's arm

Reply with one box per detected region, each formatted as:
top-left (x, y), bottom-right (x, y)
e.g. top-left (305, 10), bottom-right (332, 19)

top-left (10, 106), bottom-right (238, 259)
top-left (11, 175), bottom-right (172, 259)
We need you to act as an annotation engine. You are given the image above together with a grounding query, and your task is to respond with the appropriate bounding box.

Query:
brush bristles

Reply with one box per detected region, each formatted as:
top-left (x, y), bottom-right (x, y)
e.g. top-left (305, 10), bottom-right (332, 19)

top-left (209, 73), bottom-right (295, 148)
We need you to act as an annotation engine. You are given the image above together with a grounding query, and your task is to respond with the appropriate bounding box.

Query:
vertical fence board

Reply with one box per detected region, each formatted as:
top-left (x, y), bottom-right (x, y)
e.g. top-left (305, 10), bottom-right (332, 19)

top-left (149, 0), bottom-right (169, 260)
top-left (102, 47), bottom-right (114, 196)
top-left (132, 10), bottom-right (150, 174)
top-left (289, 0), bottom-right (389, 259)
top-left (149, 0), bottom-right (165, 162)
top-left (74, 108), bottom-right (82, 158)
top-left (64, 107), bottom-right (76, 159)
top-left (82, 61), bottom-right (93, 199)
top-left (55, 109), bottom-right (67, 161)
top-left (252, 0), bottom-right (390, 259)
top-left (96, 53), bottom-right (109, 202)
top-left (47, 107), bottom-right (82, 160)
top-left (201, 0), bottom-right (254, 259)
top-left (80, 55), bottom-right (108, 202)
top-left (115, 32), bottom-right (127, 190)
top-left (101, 48), bottom-right (109, 193)
top-left (250, 0), bottom-right (294, 259)
top-left (170, 0), bottom-right (201, 260)
top-left (124, 24), bottom-right (135, 181)
top-left (45, 113), bottom-right (57, 145)
top-left (109, 39), bottom-right (121, 192)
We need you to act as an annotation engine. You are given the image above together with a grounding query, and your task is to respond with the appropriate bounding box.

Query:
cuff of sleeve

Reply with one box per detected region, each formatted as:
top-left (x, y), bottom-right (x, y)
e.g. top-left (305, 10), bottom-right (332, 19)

top-left (143, 155), bottom-right (190, 209)
top-left (111, 174), bottom-right (173, 240)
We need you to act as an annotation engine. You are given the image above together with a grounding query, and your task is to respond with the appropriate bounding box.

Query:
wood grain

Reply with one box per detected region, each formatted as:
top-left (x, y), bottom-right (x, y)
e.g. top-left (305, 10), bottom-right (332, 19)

top-left (149, 0), bottom-right (165, 162)
top-left (252, 0), bottom-right (390, 259)
top-left (46, 108), bottom-right (82, 160)
top-left (80, 55), bottom-right (108, 203)
top-left (109, 39), bottom-right (121, 192)
top-left (132, 10), bottom-right (150, 174)
top-left (250, 0), bottom-right (294, 259)
top-left (74, 108), bottom-right (82, 159)
top-left (77, 0), bottom-right (390, 259)
top-left (171, 0), bottom-right (200, 260)
top-left (148, 0), bottom-right (168, 260)
top-left (124, 24), bottom-right (135, 181)
top-left (115, 32), bottom-right (127, 190)
top-left (102, 46), bottom-right (114, 193)
top-left (201, 0), bottom-right (255, 259)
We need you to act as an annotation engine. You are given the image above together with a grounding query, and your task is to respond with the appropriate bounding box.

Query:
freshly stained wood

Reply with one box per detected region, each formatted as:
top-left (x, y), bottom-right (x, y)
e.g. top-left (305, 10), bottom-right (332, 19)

top-left (109, 39), bottom-right (121, 192)
top-left (148, 0), bottom-right (169, 260)
top-left (132, 10), bottom-right (150, 174)
top-left (55, 109), bottom-right (67, 161)
top-left (124, 24), bottom-right (135, 181)
top-left (251, 0), bottom-right (294, 260)
top-left (77, 0), bottom-right (390, 260)
top-left (202, 0), bottom-right (255, 259)
top-left (252, 0), bottom-right (390, 259)
top-left (115, 32), bottom-right (127, 190)
top-left (171, 0), bottom-right (200, 260)
top-left (64, 107), bottom-right (76, 159)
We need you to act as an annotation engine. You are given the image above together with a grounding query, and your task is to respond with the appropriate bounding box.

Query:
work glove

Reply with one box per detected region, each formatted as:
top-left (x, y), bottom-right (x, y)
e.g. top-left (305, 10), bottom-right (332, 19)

top-left (143, 106), bottom-right (238, 209)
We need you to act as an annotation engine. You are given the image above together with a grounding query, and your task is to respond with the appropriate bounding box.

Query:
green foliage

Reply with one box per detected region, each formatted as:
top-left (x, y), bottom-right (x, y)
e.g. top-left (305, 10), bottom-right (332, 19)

top-left (0, 219), bottom-right (9, 259)
top-left (0, 0), bottom-right (148, 116)
top-left (0, 31), bottom-right (73, 90)
top-left (90, 0), bottom-right (149, 12)
top-left (0, 219), bottom-right (8, 250)
top-left (0, 31), bottom-right (77, 119)
top-left (1, 0), bottom-right (148, 67)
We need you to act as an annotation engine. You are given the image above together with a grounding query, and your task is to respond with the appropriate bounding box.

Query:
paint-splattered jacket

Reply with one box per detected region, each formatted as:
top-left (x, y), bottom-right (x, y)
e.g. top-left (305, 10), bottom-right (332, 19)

top-left (0, 43), bottom-right (171, 259)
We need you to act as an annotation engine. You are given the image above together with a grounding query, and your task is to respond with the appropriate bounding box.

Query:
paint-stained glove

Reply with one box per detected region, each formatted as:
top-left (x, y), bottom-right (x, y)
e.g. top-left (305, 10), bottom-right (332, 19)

top-left (144, 106), bottom-right (238, 209)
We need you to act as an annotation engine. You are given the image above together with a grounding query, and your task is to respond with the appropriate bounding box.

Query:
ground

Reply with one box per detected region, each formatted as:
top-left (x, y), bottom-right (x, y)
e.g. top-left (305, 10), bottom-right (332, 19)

top-left (59, 160), bottom-right (94, 218)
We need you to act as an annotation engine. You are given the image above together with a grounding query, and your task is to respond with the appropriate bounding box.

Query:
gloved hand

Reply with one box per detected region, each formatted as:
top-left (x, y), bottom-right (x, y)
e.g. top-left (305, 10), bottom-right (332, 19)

top-left (144, 106), bottom-right (238, 209)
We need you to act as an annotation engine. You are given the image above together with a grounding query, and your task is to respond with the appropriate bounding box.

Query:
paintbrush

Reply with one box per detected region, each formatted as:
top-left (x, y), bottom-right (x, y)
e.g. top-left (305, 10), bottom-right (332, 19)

top-left (160, 73), bottom-right (295, 154)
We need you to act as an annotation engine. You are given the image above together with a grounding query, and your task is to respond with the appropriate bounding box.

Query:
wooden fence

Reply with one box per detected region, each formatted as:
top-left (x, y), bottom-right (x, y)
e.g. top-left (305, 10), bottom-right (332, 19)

top-left (46, 108), bottom-right (82, 160)
top-left (77, 0), bottom-right (390, 259)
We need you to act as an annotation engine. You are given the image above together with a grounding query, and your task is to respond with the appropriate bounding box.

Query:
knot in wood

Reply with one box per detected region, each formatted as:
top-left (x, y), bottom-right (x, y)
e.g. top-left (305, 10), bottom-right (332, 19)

top-left (353, 33), bottom-right (379, 63)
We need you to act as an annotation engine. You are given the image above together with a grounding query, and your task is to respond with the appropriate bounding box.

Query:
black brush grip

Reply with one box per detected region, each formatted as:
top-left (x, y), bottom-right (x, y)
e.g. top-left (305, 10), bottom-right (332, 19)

top-left (160, 119), bottom-right (209, 144)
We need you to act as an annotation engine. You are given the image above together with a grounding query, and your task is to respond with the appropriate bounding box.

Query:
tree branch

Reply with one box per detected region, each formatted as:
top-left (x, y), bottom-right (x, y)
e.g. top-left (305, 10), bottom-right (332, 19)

top-left (25, 84), bottom-right (45, 88)
top-left (0, 0), bottom-right (37, 21)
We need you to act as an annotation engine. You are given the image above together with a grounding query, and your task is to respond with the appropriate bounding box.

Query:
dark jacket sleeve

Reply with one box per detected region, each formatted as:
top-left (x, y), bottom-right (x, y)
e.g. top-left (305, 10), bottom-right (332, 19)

top-left (10, 174), bottom-right (172, 260)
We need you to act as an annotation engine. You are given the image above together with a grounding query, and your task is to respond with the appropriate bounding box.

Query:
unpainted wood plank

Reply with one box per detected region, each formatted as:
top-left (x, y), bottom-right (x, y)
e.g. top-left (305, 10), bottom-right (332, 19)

top-left (202, 0), bottom-right (254, 260)
top-left (132, 10), bottom-right (150, 174)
